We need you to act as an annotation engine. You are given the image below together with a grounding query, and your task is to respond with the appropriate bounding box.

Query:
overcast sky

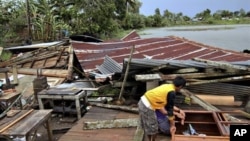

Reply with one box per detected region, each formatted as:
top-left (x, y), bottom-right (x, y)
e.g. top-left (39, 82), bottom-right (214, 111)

top-left (139, 0), bottom-right (250, 17)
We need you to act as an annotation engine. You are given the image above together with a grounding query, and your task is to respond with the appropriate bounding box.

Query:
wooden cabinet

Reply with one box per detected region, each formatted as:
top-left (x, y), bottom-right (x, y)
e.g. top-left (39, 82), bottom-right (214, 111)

top-left (174, 110), bottom-right (249, 141)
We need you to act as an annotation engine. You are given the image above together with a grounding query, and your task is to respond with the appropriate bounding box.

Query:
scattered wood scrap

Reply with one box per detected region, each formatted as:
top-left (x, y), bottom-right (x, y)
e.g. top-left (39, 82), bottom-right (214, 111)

top-left (83, 118), bottom-right (138, 130)
top-left (90, 103), bottom-right (138, 113)
top-left (181, 89), bottom-right (242, 122)
top-left (6, 110), bottom-right (21, 117)
top-left (0, 109), bottom-right (34, 133)
top-left (133, 125), bottom-right (144, 141)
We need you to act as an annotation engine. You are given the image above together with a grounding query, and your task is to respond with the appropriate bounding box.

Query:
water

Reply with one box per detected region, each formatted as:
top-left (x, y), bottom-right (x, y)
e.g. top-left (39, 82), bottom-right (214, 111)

top-left (138, 24), bottom-right (250, 52)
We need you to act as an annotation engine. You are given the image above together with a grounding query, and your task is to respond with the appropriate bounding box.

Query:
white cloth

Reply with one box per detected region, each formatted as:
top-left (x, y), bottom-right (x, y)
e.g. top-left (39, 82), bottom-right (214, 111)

top-left (141, 95), bottom-right (153, 110)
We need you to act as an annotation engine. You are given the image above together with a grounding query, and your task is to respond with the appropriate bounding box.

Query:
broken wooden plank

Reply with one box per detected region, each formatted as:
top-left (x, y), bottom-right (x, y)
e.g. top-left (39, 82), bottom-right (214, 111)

top-left (234, 110), bottom-right (250, 119)
top-left (0, 109), bottom-right (34, 133)
top-left (135, 74), bottom-right (161, 81)
top-left (193, 94), bottom-right (242, 106)
top-left (133, 125), bottom-right (144, 141)
top-left (181, 89), bottom-right (219, 112)
top-left (83, 118), bottom-right (138, 130)
top-left (8, 68), bottom-right (68, 78)
top-left (173, 67), bottom-right (199, 74)
top-left (160, 72), bottom-right (250, 80)
top-left (7, 110), bottom-right (21, 117)
top-left (112, 81), bottom-right (141, 87)
top-left (67, 45), bottom-right (74, 81)
top-left (181, 89), bottom-right (241, 122)
top-left (192, 58), bottom-right (250, 72)
top-left (187, 75), bottom-right (250, 85)
top-left (90, 103), bottom-right (139, 113)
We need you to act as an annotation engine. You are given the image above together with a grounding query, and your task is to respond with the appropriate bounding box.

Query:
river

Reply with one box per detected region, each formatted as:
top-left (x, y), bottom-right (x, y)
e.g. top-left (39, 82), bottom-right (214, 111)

top-left (138, 24), bottom-right (250, 52)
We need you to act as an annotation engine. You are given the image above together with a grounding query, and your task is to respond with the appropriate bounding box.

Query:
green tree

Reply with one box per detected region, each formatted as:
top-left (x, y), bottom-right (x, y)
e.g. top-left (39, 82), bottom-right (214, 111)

top-left (152, 8), bottom-right (162, 27)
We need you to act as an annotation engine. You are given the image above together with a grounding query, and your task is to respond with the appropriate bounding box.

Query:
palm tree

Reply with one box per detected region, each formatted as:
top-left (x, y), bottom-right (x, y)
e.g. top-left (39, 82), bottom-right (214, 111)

top-left (125, 0), bottom-right (138, 15)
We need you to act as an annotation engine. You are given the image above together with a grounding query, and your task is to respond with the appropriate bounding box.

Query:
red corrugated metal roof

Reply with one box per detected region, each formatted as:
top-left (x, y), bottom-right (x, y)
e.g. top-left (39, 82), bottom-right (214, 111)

top-left (71, 34), bottom-right (250, 72)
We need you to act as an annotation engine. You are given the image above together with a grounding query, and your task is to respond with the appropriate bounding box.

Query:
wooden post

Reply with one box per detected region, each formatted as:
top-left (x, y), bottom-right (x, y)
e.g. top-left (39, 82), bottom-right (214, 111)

top-left (12, 65), bottom-right (18, 85)
top-left (118, 45), bottom-right (135, 101)
top-left (67, 45), bottom-right (74, 81)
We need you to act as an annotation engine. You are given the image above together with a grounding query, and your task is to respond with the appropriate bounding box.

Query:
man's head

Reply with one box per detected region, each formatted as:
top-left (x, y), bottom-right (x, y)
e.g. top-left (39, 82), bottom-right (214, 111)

top-left (173, 76), bottom-right (186, 91)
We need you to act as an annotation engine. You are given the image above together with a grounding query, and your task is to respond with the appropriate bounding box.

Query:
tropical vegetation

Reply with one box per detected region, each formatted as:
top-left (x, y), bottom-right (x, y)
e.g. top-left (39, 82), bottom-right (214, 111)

top-left (0, 0), bottom-right (250, 47)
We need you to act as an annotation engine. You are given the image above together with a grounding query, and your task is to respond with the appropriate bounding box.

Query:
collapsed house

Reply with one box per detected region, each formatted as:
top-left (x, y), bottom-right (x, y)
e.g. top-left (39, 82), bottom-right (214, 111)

top-left (0, 30), bottom-right (249, 141)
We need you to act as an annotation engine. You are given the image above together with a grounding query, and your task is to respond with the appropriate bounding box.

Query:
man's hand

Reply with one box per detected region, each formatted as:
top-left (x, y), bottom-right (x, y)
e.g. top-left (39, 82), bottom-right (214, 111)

top-left (174, 110), bottom-right (185, 125)
top-left (170, 126), bottom-right (176, 133)
top-left (179, 109), bottom-right (185, 118)
top-left (170, 126), bottom-right (176, 141)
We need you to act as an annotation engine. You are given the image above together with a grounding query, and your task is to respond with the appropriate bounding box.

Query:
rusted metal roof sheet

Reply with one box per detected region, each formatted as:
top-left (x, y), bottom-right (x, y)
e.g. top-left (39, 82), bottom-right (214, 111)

top-left (71, 35), bottom-right (250, 73)
top-left (121, 30), bottom-right (140, 41)
top-left (96, 55), bottom-right (122, 74)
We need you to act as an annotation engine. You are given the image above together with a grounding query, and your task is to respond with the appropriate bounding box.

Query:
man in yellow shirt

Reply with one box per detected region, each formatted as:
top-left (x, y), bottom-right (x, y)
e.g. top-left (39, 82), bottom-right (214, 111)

top-left (138, 76), bottom-right (186, 141)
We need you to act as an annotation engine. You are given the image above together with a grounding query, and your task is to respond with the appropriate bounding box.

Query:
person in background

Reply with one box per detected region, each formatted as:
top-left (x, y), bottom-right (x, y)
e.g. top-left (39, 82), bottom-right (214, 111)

top-left (137, 76), bottom-right (186, 141)
top-left (156, 105), bottom-right (185, 136)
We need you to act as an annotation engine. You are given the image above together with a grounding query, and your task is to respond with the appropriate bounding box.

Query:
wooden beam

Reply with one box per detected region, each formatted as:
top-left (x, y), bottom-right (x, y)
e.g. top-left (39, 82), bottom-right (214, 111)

top-left (193, 94), bottom-right (242, 106)
top-left (8, 68), bottom-right (68, 78)
top-left (0, 109), bottom-right (34, 133)
top-left (173, 68), bottom-right (199, 74)
top-left (83, 118), bottom-right (138, 130)
top-left (119, 46), bottom-right (135, 101)
top-left (192, 58), bottom-right (250, 72)
top-left (90, 103), bottom-right (139, 113)
top-left (181, 89), bottom-right (219, 112)
top-left (135, 74), bottom-right (161, 81)
top-left (133, 125), bottom-right (144, 141)
top-left (160, 72), bottom-right (250, 80)
top-left (67, 45), bottom-right (74, 81)
top-left (112, 81), bottom-right (140, 87)
top-left (180, 89), bottom-right (241, 122)
top-left (187, 75), bottom-right (250, 85)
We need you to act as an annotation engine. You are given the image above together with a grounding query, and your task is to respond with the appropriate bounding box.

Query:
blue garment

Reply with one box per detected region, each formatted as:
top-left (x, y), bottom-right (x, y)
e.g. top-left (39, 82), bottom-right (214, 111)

top-left (157, 118), bottom-right (170, 135)
top-left (155, 110), bottom-right (167, 119)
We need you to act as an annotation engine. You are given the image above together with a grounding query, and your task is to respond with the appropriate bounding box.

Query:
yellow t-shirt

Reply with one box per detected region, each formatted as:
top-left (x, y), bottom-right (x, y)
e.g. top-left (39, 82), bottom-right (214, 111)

top-left (145, 84), bottom-right (175, 110)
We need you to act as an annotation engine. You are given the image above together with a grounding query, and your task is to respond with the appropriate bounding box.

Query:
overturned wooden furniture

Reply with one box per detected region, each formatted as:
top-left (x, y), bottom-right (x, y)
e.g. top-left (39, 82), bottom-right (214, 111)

top-left (174, 110), bottom-right (249, 141)
top-left (0, 109), bottom-right (53, 141)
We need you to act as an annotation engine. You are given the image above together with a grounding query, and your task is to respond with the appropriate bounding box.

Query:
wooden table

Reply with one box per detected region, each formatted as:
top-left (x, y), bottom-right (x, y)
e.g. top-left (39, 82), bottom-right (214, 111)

top-left (0, 110), bottom-right (53, 141)
top-left (37, 88), bottom-right (86, 120)
top-left (0, 92), bottom-right (22, 110)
